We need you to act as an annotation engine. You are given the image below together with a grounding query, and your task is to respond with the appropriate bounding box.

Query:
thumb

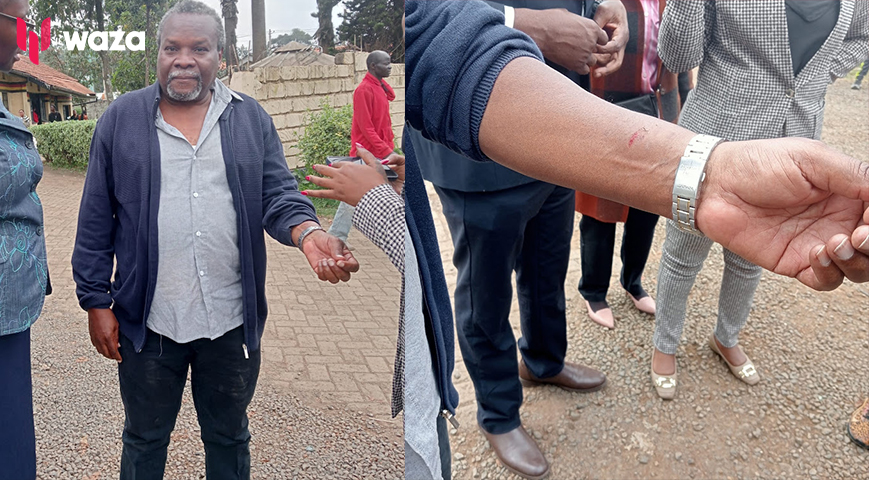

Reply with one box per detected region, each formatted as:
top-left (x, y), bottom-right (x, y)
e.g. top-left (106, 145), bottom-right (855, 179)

top-left (329, 236), bottom-right (346, 259)
top-left (799, 141), bottom-right (869, 202)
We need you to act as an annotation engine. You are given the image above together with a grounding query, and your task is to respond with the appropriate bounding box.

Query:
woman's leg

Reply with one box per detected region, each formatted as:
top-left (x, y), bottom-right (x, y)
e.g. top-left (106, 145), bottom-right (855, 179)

top-left (652, 221), bottom-right (714, 373)
top-left (0, 329), bottom-right (36, 480)
top-left (712, 248), bottom-right (762, 366)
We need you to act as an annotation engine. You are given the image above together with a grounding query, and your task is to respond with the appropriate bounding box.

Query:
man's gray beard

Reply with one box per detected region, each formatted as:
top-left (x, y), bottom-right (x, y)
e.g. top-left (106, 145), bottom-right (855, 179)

top-left (166, 72), bottom-right (203, 101)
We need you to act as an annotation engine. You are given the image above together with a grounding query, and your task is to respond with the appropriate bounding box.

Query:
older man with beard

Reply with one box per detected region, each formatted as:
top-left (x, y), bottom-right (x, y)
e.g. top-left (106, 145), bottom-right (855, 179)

top-left (71, 2), bottom-right (358, 479)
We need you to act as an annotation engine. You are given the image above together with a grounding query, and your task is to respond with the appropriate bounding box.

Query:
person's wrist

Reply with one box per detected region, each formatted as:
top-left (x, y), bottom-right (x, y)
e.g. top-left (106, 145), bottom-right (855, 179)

top-left (299, 227), bottom-right (327, 252)
top-left (513, 9), bottom-right (545, 48)
top-left (672, 134), bottom-right (726, 235)
top-left (293, 220), bottom-right (321, 247)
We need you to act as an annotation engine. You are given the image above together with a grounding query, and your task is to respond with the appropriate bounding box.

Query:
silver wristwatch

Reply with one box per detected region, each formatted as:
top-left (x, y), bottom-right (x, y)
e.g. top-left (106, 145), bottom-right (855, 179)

top-left (671, 134), bottom-right (725, 235)
top-left (296, 224), bottom-right (325, 250)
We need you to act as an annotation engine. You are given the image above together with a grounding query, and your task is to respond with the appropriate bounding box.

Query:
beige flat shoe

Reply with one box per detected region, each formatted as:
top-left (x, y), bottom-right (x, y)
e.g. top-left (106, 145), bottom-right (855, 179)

top-left (709, 334), bottom-right (760, 385)
top-left (650, 349), bottom-right (677, 400)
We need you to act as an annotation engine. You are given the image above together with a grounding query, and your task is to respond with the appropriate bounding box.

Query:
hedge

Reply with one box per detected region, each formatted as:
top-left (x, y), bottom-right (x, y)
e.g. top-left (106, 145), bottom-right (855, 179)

top-left (30, 120), bottom-right (97, 170)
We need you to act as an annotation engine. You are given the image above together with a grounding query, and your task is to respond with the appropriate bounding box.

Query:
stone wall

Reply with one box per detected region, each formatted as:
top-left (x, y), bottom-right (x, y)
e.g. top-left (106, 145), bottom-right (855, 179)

top-left (228, 51), bottom-right (405, 168)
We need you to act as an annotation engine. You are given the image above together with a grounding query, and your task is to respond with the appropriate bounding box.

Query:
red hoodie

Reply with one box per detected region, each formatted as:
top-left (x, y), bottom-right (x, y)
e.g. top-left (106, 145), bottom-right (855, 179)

top-left (349, 72), bottom-right (395, 159)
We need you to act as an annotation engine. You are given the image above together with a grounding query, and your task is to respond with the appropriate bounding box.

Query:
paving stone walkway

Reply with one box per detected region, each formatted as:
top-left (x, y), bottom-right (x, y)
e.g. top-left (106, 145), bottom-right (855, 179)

top-left (33, 167), bottom-right (403, 478)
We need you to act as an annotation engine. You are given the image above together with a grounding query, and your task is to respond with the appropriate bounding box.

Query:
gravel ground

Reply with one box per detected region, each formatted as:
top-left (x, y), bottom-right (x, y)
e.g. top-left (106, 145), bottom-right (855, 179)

top-left (447, 74), bottom-right (869, 480)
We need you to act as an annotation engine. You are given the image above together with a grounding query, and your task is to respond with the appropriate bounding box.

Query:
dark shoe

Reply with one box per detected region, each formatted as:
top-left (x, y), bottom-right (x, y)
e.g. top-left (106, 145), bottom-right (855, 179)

top-left (480, 424), bottom-right (550, 480)
top-left (848, 398), bottom-right (869, 450)
top-left (518, 359), bottom-right (607, 393)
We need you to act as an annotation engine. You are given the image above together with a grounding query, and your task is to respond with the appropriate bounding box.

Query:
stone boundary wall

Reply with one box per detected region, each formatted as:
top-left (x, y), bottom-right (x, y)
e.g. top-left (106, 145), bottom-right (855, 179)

top-left (228, 52), bottom-right (405, 168)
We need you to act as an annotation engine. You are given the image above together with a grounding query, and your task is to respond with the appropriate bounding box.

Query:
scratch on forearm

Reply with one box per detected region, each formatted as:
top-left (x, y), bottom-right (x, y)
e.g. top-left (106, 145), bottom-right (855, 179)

top-left (629, 127), bottom-right (649, 147)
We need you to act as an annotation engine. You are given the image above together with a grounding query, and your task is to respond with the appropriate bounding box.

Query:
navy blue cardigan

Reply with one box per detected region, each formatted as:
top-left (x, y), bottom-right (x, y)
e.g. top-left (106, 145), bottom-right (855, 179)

top-left (404, 0), bottom-right (543, 416)
top-left (72, 83), bottom-right (318, 353)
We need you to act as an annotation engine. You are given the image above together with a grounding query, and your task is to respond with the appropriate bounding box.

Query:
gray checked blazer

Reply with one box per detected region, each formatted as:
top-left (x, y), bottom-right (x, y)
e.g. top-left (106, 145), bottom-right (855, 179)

top-left (351, 183), bottom-right (406, 417)
top-left (659, 0), bottom-right (869, 141)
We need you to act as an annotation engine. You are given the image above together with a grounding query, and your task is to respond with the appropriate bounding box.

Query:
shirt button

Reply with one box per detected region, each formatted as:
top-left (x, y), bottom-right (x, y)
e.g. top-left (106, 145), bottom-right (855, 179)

top-left (193, 192), bottom-right (199, 198)
top-left (785, 88), bottom-right (795, 98)
top-left (196, 231), bottom-right (202, 237)
top-left (199, 270), bottom-right (205, 277)
top-left (36, 226), bottom-right (43, 236)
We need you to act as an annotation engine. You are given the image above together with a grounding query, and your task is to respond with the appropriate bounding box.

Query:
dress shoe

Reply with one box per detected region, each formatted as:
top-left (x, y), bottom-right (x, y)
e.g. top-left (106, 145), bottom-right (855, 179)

top-left (585, 300), bottom-right (614, 329)
top-left (627, 291), bottom-right (656, 315)
top-left (848, 398), bottom-right (869, 450)
top-left (518, 359), bottom-right (607, 393)
top-left (650, 349), bottom-right (677, 400)
top-left (709, 334), bottom-right (760, 386)
top-left (480, 424), bottom-right (550, 479)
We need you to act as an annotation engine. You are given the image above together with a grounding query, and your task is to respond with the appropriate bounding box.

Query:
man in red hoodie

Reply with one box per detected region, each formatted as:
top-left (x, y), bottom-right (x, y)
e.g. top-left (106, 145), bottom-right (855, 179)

top-left (328, 50), bottom-right (396, 243)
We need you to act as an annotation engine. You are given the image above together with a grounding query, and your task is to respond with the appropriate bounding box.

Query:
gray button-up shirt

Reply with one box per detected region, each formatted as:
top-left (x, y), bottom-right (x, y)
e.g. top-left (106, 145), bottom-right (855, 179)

top-left (146, 80), bottom-right (244, 343)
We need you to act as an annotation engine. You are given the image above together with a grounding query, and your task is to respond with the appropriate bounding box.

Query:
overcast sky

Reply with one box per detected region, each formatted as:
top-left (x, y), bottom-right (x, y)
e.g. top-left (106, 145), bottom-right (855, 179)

top-left (198, 0), bottom-right (345, 47)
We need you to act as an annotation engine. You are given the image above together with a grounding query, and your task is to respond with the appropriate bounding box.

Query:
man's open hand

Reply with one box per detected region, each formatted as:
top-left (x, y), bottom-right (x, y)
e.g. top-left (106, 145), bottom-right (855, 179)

top-left (301, 230), bottom-right (360, 284)
top-left (697, 138), bottom-right (869, 291)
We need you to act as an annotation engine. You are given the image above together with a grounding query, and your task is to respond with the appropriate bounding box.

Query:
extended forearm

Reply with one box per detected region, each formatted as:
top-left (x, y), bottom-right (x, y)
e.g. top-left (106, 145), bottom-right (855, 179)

top-left (479, 56), bottom-right (694, 217)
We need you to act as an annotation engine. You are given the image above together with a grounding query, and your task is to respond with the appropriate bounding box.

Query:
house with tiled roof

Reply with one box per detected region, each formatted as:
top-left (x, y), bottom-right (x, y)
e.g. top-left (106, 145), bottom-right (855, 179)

top-left (0, 57), bottom-right (95, 123)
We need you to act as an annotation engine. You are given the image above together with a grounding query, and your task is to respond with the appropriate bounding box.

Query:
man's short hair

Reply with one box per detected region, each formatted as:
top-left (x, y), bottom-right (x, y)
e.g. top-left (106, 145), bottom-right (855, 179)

top-left (366, 51), bottom-right (389, 68)
top-left (157, 0), bottom-right (226, 51)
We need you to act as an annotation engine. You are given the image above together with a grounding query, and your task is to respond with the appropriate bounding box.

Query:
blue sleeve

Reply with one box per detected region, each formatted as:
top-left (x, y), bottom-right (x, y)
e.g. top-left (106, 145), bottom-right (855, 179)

top-left (72, 117), bottom-right (116, 311)
top-left (259, 106), bottom-right (319, 246)
top-left (405, 0), bottom-right (543, 162)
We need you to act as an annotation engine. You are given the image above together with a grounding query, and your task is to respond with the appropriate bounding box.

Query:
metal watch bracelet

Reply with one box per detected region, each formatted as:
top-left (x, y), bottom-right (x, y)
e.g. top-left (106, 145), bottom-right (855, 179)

top-left (671, 134), bottom-right (725, 235)
top-left (296, 225), bottom-right (325, 250)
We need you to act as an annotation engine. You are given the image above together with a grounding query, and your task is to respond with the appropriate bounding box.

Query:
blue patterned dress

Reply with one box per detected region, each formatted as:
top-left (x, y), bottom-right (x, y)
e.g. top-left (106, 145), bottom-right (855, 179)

top-left (0, 100), bottom-right (49, 480)
top-left (0, 103), bottom-right (48, 336)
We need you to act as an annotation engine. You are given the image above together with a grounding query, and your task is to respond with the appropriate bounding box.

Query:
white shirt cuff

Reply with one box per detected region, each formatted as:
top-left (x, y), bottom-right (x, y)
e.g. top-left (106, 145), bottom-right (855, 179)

top-left (504, 5), bottom-right (515, 28)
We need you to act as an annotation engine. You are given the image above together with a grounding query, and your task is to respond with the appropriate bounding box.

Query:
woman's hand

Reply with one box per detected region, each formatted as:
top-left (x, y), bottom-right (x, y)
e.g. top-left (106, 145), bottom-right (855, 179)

top-left (303, 145), bottom-right (401, 205)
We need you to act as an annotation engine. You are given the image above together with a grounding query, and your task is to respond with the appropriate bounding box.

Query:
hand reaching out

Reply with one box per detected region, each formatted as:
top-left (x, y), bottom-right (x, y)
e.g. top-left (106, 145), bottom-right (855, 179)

top-left (303, 145), bottom-right (404, 205)
top-left (697, 138), bottom-right (869, 290)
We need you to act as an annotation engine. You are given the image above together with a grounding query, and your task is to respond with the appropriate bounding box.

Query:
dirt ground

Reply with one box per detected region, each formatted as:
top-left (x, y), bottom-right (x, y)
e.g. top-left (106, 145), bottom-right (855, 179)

top-left (443, 73), bottom-right (869, 480)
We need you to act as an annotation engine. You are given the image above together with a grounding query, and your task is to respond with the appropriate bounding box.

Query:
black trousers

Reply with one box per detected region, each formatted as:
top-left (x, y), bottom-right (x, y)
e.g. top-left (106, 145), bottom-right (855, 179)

top-left (0, 329), bottom-right (36, 480)
top-left (577, 208), bottom-right (659, 302)
top-left (118, 326), bottom-right (260, 480)
top-left (435, 181), bottom-right (575, 434)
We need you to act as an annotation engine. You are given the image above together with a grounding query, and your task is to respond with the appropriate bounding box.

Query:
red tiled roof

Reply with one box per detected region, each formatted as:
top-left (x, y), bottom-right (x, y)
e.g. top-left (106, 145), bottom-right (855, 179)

top-left (11, 57), bottom-right (95, 98)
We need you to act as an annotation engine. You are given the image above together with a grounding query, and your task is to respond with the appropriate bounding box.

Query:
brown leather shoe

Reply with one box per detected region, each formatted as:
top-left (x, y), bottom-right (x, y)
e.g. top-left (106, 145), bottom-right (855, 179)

top-left (480, 424), bottom-right (550, 480)
top-left (518, 359), bottom-right (607, 393)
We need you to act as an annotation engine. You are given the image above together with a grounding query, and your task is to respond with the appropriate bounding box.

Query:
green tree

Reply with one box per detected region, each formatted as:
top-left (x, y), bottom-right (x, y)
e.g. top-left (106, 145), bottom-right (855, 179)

top-left (312, 0), bottom-right (340, 52)
top-left (271, 28), bottom-right (314, 48)
top-left (336, 0), bottom-right (404, 62)
top-left (221, 0), bottom-right (240, 72)
top-left (107, 0), bottom-right (170, 93)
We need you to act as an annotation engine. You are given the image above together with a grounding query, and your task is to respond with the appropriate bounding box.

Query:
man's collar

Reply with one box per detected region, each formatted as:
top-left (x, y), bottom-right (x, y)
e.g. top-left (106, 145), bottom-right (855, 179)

top-left (213, 77), bottom-right (243, 102)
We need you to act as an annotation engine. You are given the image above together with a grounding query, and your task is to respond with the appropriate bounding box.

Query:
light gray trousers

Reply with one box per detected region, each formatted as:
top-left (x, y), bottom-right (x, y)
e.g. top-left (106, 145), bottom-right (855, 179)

top-left (653, 220), bottom-right (763, 354)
